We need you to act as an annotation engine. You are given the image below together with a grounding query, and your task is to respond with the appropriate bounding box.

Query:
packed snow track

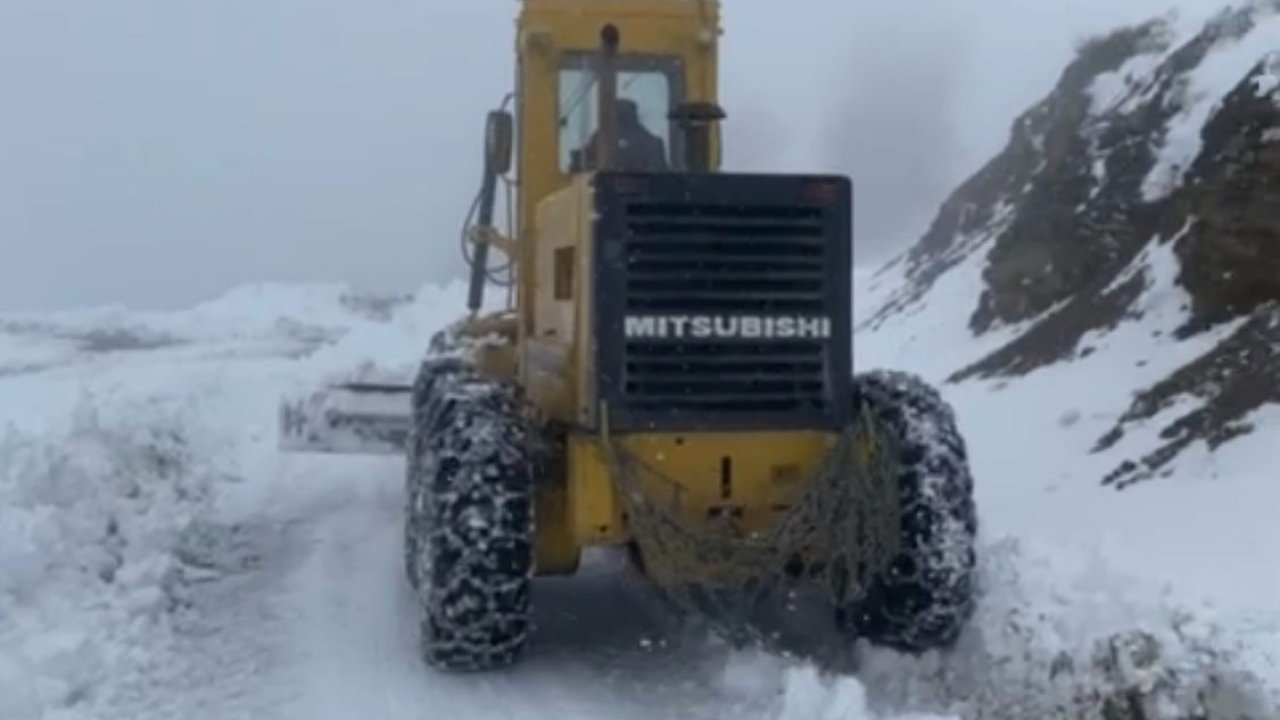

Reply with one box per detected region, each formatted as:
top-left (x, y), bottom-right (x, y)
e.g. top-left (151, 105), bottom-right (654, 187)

top-left (136, 461), bottom-right (769, 720)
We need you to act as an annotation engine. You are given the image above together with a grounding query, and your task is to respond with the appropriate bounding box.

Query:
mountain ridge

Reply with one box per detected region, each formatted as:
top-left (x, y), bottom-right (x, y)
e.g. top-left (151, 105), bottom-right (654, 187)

top-left (859, 1), bottom-right (1280, 487)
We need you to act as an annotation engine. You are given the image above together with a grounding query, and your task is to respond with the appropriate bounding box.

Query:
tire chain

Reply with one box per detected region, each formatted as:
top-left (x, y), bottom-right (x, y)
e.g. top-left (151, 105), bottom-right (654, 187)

top-left (600, 399), bottom-right (904, 653)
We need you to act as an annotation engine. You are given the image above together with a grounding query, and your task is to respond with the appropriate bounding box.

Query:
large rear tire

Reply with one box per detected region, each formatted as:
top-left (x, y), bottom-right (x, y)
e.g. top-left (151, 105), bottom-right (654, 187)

top-left (403, 357), bottom-right (469, 591)
top-left (404, 357), bottom-right (538, 671)
top-left (843, 369), bottom-right (978, 653)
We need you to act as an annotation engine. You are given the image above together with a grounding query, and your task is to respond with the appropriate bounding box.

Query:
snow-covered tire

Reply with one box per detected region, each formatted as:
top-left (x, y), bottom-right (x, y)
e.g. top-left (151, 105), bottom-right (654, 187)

top-left (403, 356), bottom-right (470, 591)
top-left (842, 369), bottom-right (977, 653)
top-left (404, 356), bottom-right (538, 671)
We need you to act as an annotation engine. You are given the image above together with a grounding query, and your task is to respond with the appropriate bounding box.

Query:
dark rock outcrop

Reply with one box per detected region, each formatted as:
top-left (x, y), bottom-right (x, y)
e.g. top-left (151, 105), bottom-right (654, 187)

top-left (1175, 57), bottom-right (1280, 334)
top-left (1096, 305), bottom-right (1280, 488)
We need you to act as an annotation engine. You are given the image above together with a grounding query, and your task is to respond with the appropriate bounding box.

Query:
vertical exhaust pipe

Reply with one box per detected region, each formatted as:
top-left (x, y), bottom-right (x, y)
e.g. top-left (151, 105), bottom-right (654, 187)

top-left (466, 149), bottom-right (500, 313)
top-left (595, 24), bottom-right (621, 171)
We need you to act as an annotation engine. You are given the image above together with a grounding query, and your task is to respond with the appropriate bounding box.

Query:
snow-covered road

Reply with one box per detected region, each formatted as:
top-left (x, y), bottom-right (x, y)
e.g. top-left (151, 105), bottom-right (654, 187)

top-left (2, 281), bottom-right (1277, 720)
top-left (101, 450), bottom-right (897, 720)
top-left (165, 476), bottom-right (768, 720)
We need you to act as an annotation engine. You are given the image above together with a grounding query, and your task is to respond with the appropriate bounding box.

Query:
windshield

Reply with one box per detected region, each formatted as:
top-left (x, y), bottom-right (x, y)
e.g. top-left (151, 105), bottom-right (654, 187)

top-left (557, 53), bottom-right (685, 172)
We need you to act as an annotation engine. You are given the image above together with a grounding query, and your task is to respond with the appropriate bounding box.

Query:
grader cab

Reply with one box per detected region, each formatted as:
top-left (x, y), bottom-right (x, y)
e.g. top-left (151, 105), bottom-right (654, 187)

top-left (280, 0), bottom-right (978, 672)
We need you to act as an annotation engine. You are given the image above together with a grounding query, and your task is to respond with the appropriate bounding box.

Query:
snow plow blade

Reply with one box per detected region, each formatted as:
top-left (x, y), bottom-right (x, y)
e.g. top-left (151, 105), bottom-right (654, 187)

top-left (279, 371), bottom-right (414, 456)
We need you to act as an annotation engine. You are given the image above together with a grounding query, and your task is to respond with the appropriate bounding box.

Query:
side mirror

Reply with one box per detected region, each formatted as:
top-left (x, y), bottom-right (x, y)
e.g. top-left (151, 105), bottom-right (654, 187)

top-left (485, 110), bottom-right (514, 176)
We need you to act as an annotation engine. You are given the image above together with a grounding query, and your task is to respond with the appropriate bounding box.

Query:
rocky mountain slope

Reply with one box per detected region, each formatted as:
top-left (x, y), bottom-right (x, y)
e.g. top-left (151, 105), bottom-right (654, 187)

top-left (859, 0), bottom-right (1280, 489)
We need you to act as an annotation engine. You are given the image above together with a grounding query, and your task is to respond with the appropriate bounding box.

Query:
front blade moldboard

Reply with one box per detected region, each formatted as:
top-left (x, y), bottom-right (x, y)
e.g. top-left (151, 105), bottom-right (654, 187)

top-left (593, 172), bottom-right (852, 432)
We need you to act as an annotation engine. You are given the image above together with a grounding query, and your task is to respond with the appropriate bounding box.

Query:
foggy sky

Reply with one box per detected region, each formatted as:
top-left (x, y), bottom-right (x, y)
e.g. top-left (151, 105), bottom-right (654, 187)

top-left (0, 0), bottom-right (1226, 310)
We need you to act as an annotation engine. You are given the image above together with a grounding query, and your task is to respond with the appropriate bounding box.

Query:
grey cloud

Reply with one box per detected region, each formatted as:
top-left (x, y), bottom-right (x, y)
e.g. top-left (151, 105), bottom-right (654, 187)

top-left (0, 0), bottom-right (1228, 309)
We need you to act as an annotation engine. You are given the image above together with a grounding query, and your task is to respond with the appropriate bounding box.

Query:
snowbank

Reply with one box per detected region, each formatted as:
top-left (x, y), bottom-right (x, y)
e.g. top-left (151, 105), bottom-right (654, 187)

top-left (290, 279), bottom-right (502, 386)
top-left (0, 334), bottom-right (79, 379)
top-left (0, 394), bottom-right (230, 719)
top-left (0, 277), bottom-right (496, 719)
top-left (859, 537), bottom-right (1277, 718)
top-left (716, 535), bottom-right (1277, 719)
top-left (0, 281), bottom-right (411, 357)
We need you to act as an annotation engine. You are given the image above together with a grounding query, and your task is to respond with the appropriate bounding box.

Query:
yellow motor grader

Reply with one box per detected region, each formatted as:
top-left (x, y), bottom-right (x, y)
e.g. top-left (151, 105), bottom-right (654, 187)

top-left (280, 0), bottom-right (977, 671)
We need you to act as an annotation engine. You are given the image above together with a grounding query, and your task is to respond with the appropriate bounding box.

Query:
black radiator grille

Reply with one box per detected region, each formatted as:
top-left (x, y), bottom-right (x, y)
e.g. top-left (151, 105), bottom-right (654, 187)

top-left (621, 201), bottom-right (832, 415)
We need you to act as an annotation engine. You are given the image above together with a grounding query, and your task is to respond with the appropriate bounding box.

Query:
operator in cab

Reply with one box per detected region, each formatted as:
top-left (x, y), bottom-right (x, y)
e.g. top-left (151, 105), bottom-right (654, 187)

top-left (580, 98), bottom-right (670, 172)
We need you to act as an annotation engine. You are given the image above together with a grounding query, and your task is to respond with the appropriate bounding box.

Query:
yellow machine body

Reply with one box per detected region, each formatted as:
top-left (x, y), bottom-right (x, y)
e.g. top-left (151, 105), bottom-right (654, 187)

top-left (473, 1), bottom-right (845, 577)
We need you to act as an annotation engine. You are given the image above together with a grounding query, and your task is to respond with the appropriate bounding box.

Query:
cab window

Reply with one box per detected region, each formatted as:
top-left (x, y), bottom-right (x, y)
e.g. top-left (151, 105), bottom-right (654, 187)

top-left (557, 53), bottom-right (685, 173)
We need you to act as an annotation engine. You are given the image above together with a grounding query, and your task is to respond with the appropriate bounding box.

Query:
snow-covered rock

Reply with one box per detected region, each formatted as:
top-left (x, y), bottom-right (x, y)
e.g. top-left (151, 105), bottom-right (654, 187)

top-left (853, 2), bottom-right (1280, 717)
top-left (860, 0), bottom-right (1280, 487)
